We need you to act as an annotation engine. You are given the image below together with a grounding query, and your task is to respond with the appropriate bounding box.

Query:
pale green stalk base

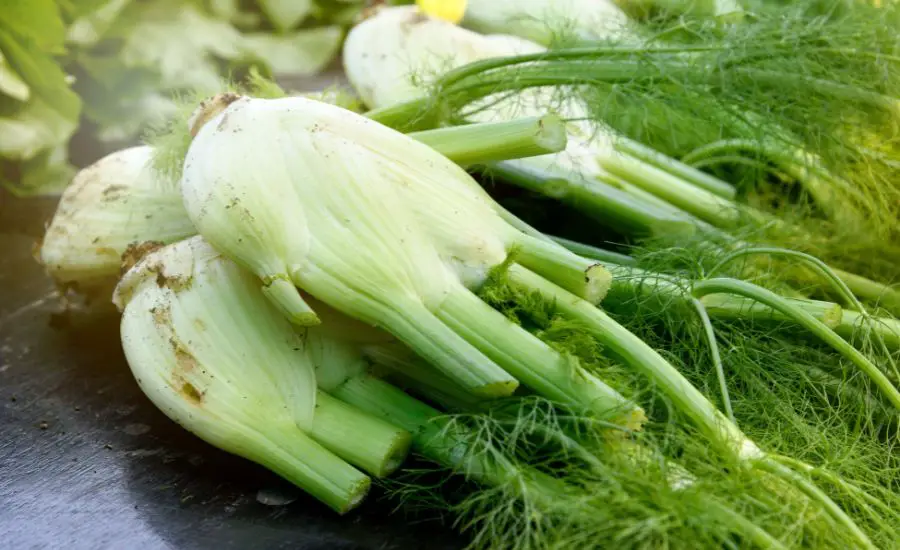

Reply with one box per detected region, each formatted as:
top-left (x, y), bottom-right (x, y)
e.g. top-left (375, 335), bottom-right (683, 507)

top-left (602, 152), bottom-right (742, 228)
top-left (614, 137), bottom-right (737, 200)
top-left (332, 374), bottom-right (518, 481)
top-left (310, 391), bottom-right (412, 478)
top-left (332, 374), bottom-right (569, 499)
top-left (435, 284), bottom-right (644, 426)
top-left (831, 267), bottom-right (900, 315)
top-left (380, 297), bottom-right (519, 397)
top-left (549, 236), bottom-right (638, 266)
top-left (484, 162), bottom-right (697, 236)
top-left (409, 115), bottom-right (567, 165)
top-left (261, 277), bottom-right (321, 326)
top-left (504, 264), bottom-right (753, 459)
top-left (838, 310), bottom-right (900, 350)
top-left (363, 342), bottom-right (484, 411)
top-left (700, 293), bottom-right (843, 328)
top-left (515, 234), bottom-right (612, 303)
top-left (244, 427), bottom-right (370, 514)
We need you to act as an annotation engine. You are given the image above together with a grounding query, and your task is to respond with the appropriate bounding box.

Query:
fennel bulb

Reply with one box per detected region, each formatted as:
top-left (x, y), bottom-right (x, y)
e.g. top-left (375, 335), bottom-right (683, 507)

top-left (345, 7), bottom-right (737, 233)
top-left (180, 93), bottom-right (641, 424)
top-left (39, 146), bottom-right (195, 292)
top-left (114, 236), bottom-right (413, 512)
top-left (461, 0), bottom-right (636, 45)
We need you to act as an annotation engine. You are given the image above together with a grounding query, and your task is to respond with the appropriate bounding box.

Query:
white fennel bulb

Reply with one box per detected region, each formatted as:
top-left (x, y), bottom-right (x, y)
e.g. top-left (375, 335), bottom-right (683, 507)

top-left (39, 146), bottom-right (195, 292)
top-left (463, 0), bottom-right (635, 45)
top-left (180, 94), bottom-right (639, 422)
top-left (114, 236), bottom-right (412, 512)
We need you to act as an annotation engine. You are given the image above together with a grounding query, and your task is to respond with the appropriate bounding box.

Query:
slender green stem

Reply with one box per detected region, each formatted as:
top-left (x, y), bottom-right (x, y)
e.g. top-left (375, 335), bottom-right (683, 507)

top-left (261, 277), bottom-right (321, 326)
top-left (700, 293), bottom-right (843, 328)
top-left (690, 298), bottom-right (735, 423)
top-left (682, 139), bottom-right (867, 216)
top-left (380, 298), bottom-right (519, 397)
top-left (707, 247), bottom-right (900, 376)
top-left (754, 459), bottom-right (876, 550)
top-left (548, 236), bottom-right (638, 266)
top-left (482, 162), bottom-right (697, 236)
top-left (830, 267), bottom-right (900, 315)
top-left (692, 278), bottom-right (900, 410)
top-left (514, 234), bottom-right (612, 304)
top-left (838, 310), bottom-right (900, 351)
top-left (366, 46), bottom-right (900, 131)
top-left (613, 137), bottom-right (736, 199)
top-left (363, 342), bottom-right (484, 411)
top-left (708, 498), bottom-right (788, 550)
top-left (771, 454), bottom-right (900, 535)
top-left (504, 264), bottom-right (755, 460)
top-left (707, 247), bottom-right (862, 310)
top-left (244, 425), bottom-right (370, 514)
top-left (310, 391), bottom-right (412, 478)
top-left (505, 266), bottom-right (879, 542)
top-left (601, 152), bottom-right (744, 227)
top-left (332, 374), bottom-right (568, 499)
top-left (435, 284), bottom-right (643, 425)
top-left (689, 155), bottom-right (791, 177)
top-left (364, 96), bottom-right (435, 131)
top-left (408, 115), bottom-right (567, 165)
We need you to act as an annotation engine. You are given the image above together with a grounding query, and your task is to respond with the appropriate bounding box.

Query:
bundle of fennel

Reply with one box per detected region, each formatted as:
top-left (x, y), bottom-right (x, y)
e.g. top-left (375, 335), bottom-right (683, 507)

top-left (32, 5), bottom-right (900, 547)
top-left (33, 67), bottom-right (900, 547)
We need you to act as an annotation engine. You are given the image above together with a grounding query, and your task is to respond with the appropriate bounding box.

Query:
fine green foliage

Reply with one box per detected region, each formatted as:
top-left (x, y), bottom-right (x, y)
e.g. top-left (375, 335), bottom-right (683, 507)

top-left (143, 69), bottom-right (288, 183)
top-left (377, 245), bottom-right (900, 548)
top-left (385, 1), bottom-right (900, 286)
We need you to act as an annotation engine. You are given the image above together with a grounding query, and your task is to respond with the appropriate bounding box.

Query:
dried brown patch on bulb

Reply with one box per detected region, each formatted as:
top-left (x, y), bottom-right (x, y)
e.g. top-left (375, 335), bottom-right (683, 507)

top-left (121, 241), bottom-right (166, 275)
top-left (189, 92), bottom-right (244, 137)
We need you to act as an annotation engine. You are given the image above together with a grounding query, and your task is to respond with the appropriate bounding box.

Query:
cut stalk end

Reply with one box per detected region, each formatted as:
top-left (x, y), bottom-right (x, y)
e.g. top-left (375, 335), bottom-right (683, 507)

top-left (310, 391), bottom-right (413, 478)
top-left (474, 380), bottom-right (522, 398)
top-left (262, 278), bottom-right (321, 326)
top-left (515, 234), bottom-right (612, 304)
top-left (381, 297), bottom-right (519, 397)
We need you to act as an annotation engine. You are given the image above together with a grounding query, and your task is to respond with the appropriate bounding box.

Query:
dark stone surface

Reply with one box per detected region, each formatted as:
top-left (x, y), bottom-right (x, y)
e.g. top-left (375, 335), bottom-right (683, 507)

top-left (0, 195), bottom-right (459, 549)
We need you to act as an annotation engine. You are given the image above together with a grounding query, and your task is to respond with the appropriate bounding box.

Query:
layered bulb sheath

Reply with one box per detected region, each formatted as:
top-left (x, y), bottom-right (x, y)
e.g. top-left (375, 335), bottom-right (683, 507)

top-left (180, 94), bottom-right (642, 426)
top-left (39, 146), bottom-right (195, 292)
top-left (113, 236), bottom-right (412, 513)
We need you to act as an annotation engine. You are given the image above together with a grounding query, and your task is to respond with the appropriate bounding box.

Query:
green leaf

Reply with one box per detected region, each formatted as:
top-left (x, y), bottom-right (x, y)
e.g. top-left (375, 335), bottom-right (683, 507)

top-left (0, 50), bottom-right (30, 101)
top-left (0, 30), bottom-right (80, 120)
top-left (92, 93), bottom-right (178, 142)
top-left (0, 97), bottom-right (78, 160)
top-left (66, 0), bottom-right (133, 45)
top-left (57, 0), bottom-right (117, 20)
top-left (1, 145), bottom-right (76, 197)
top-left (208, 0), bottom-right (262, 28)
top-left (241, 27), bottom-right (342, 75)
top-left (0, 0), bottom-right (66, 53)
top-left (116, 4), bottom-right (242, 91)
top-left (258, 0), bottom-right (313, 32)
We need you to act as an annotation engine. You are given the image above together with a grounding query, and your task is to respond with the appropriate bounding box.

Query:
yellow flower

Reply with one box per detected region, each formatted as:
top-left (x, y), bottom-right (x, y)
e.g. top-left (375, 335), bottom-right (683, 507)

top-left (416, 0), bottom-right (467, 24)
